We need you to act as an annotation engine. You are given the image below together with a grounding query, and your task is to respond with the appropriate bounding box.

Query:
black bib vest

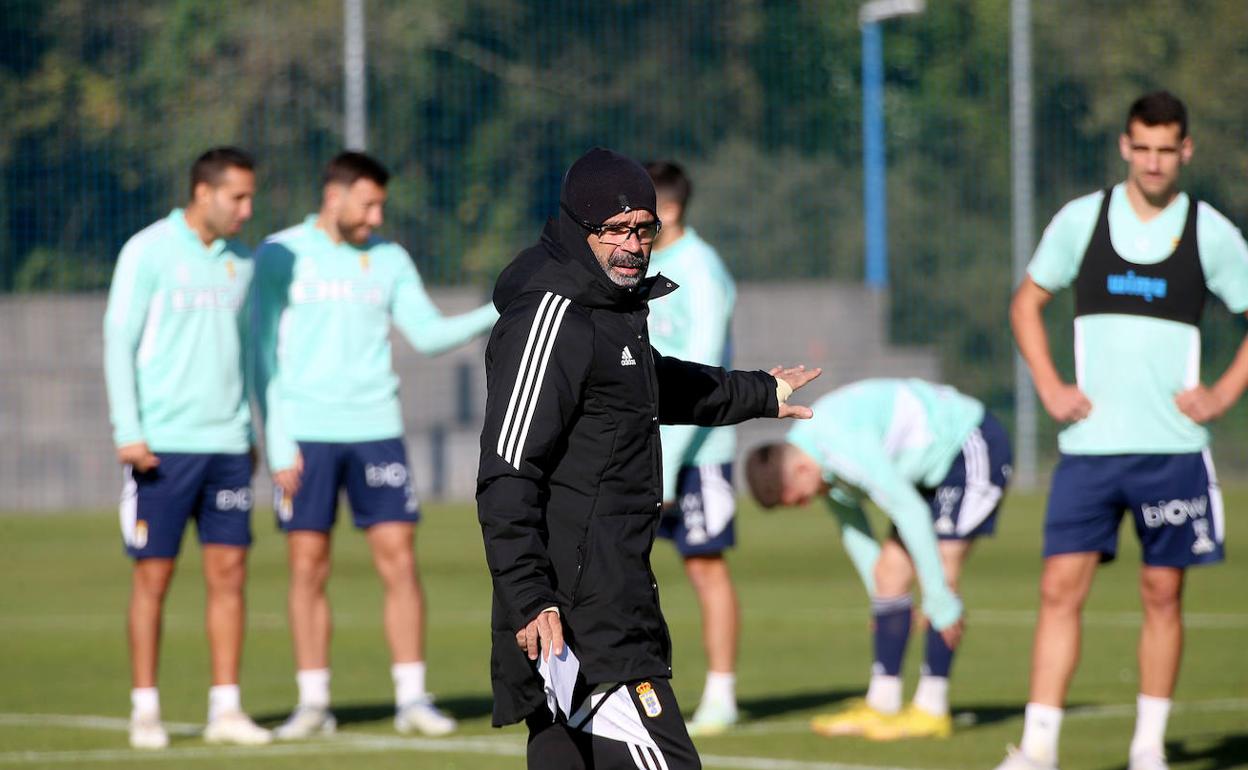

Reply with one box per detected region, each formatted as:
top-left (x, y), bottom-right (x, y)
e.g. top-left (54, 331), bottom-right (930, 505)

top-left (1073, 188), bottom-right (1206, 327)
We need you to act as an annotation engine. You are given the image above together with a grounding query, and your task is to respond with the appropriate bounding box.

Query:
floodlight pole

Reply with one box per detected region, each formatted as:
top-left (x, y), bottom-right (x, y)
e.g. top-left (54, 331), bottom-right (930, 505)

top-left (344, 0), bottom-right (367, 150)
top-left (1010, 0), bottom-right (1037, 488)
top-left (859, 0), bottom-right (924, 291)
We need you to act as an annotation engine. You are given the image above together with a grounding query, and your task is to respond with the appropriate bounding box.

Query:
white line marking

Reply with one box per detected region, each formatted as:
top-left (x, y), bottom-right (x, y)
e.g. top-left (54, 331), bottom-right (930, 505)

top-left (730, 697), bottom-right (1248, 735)
top-left (0, 712), bottom-right (929, 770)
top-left (6, 701), bottom-right (1247, 769)
top-left (0, 714), bottom-right (200, 736)
top-left (703, 757), bottom-right (917, 770)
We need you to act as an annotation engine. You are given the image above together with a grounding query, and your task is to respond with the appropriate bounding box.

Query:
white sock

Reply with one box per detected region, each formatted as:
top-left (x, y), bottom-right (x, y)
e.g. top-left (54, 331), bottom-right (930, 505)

top-left (701, 671), bottom-right (736, 707)
top-left (208, 684), bottom-right (241, 722)
top-left (865, 674), bottom-right (903, 715)
top-left (1129, 694), bottom-right (1171, 758)
top-left (1020, 702), bottom-right (1064, 765)
top-left (296, 668), bottom-right (331, 709)
top-left (130, 687), bottom-right (160, 718)
top-left (911, 675), bottom-right (949, 716)
top-left (392, 661), bottom-right (427, 707)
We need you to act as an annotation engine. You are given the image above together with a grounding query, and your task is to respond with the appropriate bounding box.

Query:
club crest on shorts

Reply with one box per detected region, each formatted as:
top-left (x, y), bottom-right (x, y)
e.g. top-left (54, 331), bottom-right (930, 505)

top-left (635, 681), bottom-right (662, 717)
top-left (134, 520), bottom-right (148, 549)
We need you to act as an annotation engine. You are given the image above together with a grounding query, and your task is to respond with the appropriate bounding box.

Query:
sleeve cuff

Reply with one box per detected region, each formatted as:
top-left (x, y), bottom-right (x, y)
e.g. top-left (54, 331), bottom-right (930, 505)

top-left (924, 592), bottom-right (964, 631)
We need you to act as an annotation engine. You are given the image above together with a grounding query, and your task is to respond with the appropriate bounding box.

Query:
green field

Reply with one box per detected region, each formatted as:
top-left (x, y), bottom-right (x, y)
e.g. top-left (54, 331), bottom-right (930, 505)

top-left (2, 490), bottom-right (1245, 769)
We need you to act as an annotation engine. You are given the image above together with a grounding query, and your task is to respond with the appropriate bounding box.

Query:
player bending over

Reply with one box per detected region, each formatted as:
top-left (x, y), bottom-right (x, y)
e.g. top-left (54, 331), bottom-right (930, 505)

top-left (746, 378), bottom-right (1012, 740)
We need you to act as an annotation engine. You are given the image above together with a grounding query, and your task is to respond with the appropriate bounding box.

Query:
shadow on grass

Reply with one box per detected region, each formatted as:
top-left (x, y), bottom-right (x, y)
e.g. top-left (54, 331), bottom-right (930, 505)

top-left (1095, 732), bottom-right (1248, 770)
top-left (736, 688), bottom-right (864, 720)
top-left (254, 694), bottom-right (495, 728)
top-left (946, 701), bottom-right (1110, 731)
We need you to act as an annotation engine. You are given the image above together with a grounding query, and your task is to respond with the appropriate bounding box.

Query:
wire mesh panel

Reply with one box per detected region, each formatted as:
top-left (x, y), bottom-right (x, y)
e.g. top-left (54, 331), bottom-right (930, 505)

top-left (4, 1), bottom-right (1248, 509)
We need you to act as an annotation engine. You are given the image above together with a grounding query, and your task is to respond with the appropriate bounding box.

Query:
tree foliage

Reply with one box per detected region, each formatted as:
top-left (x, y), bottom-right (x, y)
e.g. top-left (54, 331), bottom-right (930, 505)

top-left (3, 0), bottom-right (1247, 415)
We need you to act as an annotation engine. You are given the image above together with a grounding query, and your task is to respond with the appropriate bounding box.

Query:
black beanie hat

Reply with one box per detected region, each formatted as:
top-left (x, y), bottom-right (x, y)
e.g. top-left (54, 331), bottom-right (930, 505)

top-left (559, 147), bottom-right (657, 227)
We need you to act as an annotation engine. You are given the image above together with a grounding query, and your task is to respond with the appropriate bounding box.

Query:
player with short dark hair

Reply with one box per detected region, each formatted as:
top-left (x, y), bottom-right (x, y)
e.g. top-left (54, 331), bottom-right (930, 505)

top-left (252, 150), bottom-right (498, 740)
top-left (746, 378), bottom-right (1010, 741)
top-left (104, 146), bottom-right (270, 749)
top-left (996, 91), bottom-right (1248, 770)
top-left (645, 159), bottom-right (744, 735)
top-left (320, 150), bottom-right (391, 189)
top-left (189, 147), bottom-right (256, 198)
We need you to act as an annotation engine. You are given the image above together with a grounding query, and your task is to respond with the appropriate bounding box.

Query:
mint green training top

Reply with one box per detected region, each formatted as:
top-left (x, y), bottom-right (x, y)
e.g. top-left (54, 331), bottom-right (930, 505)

top-left (786, 379), bottom-right (985, 630)
top-left (103, 209), bottom-right (254, 453)
top-left (1029, 184), bottom-right (1248, 454)
top-left (647, 228), bottom-right (737, 500)
top-left (252, 215), bottom-right (499, 471)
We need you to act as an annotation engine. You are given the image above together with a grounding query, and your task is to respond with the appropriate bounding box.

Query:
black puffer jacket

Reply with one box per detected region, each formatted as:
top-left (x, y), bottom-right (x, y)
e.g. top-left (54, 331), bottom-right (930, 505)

top-left (476, 210), bottom-right (777, 726)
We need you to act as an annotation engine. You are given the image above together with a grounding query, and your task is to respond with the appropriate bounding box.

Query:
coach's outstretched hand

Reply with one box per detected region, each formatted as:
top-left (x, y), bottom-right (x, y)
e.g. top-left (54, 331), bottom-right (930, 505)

top-left (769, 364), bottom-right (822, 419)
top-left (517, 608), bottom-right (564, 662)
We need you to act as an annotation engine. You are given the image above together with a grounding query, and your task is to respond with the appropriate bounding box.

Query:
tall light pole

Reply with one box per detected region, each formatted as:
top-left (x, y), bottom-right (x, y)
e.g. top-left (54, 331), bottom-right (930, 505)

top-left (859, 0), bottom-right (925, 291)
top-left (343, 0), bottom-right (367, 150)
top-left (1010, 0), bottom-right (1037, 488)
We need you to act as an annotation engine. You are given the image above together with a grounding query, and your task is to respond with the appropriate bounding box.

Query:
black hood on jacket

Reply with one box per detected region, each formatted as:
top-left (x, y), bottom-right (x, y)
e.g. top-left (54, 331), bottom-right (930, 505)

top-left (492, 209), bottom-right (668, 313)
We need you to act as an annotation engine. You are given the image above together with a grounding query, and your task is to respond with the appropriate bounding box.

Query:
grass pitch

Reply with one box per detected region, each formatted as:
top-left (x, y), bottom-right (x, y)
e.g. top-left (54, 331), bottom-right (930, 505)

top-left (1, 488), bottom-right (1245, 769)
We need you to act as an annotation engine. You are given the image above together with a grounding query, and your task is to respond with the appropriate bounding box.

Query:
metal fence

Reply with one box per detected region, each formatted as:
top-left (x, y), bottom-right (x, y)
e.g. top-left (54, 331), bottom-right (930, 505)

top-left (5, 0), bottom-right (1248, 503)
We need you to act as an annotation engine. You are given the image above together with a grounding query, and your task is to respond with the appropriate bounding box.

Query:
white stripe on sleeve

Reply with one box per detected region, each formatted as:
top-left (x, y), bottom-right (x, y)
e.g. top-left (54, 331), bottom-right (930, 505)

top-left (496, 292), bottom-right (571, 469)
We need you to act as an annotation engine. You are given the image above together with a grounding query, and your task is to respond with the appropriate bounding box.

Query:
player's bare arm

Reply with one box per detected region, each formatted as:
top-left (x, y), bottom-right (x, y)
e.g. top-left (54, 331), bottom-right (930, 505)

top-left (1010, 276), bottom-right (1091, 422)
top-left (1176, 311), bottom-right (1248, 423)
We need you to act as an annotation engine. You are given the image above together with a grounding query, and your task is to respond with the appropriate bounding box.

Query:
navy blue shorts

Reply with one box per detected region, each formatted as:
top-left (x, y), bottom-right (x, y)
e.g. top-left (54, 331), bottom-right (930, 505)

top-left (917, 413), bottom-right (1013, 541)
top-left (657, 463), bottom-right (736, 557)
top-left (274, 438), bottom-right (420, 532)
top-left (1044, 451), bottom-right (1225, 567)
top-left (119, 452), bottom-right (254, 559)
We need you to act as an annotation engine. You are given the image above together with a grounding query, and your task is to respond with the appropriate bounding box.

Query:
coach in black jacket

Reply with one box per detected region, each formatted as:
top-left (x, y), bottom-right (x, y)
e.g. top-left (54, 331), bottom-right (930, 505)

top-left (477, 148), bottom-right (818, 768)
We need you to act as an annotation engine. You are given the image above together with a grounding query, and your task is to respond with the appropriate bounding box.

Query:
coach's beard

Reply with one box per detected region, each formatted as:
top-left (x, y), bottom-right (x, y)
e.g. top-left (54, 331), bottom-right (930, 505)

top-left (603, 250), bottom-right (647, 288)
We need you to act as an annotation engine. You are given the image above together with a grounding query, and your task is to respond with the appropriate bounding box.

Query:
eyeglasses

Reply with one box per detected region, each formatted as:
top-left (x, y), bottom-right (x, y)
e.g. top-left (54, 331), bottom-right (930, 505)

top-left (562, 204), bottom-right (662, 245)
top-left (594, 220), bottom-right (662, 245)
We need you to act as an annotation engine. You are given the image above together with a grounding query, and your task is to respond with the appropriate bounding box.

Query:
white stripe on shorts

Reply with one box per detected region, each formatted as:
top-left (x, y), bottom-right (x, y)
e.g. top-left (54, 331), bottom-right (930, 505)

top-left (568, 683), bottom-right (668, 769)
top-left (955, 428), bottom-right (1002, 537)
top-left (698, 463), bottom-right (736, 540)
top-left (118, 466), bottom-right (138, 547)
top-left (1202, 448), bottom-right (1225, 543)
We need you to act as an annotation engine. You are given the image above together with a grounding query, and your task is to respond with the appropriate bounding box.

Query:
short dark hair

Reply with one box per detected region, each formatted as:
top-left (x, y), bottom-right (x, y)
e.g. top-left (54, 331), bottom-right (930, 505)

top-left (322, 151), bottom-right (390, 188)
top-left (644, 160), bottom-right (692, 213)
top-left (744, 443), bottom-right (785, 509)
top-left (1126, 91), bottom-right (1188, 139)
top-left (189, 147), bottom-right (254, 198)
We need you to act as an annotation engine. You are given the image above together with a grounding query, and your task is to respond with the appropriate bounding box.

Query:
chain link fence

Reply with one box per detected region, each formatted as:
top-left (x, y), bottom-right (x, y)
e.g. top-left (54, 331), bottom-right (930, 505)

top-left (4, 0), bottom-right (1248, 507)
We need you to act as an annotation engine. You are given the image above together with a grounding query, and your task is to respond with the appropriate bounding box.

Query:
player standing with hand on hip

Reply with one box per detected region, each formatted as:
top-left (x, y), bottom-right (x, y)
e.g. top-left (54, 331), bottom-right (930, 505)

top-left (104, 147), bottom-right (271, 749)
top-left (996, 91), bottom-right (1248, 770)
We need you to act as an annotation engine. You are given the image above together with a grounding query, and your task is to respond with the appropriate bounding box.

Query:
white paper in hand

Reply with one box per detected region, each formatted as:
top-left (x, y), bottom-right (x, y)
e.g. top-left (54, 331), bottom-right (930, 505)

top-left (536, 643), bottom-right (580, 719)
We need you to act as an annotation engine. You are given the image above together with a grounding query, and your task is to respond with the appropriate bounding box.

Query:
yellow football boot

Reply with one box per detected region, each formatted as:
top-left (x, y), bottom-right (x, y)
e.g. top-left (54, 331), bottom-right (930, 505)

top-left (809, 699), bottom-right (892, 737)
top-left (863, 703), bottom-right (953, 741)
